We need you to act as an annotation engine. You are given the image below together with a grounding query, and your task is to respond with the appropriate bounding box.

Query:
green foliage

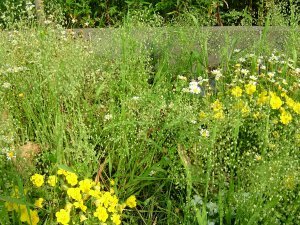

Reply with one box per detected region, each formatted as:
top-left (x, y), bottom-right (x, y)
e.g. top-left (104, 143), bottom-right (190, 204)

top-left (0, 24), bottom-right (300, 224)
top-left (1, 0), bottom-right (300, 28)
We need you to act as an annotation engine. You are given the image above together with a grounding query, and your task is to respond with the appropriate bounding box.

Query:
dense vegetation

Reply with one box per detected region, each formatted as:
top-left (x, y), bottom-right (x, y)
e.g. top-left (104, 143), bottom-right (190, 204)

top-left (0, 0), bottom-right (300, 28)
top-left (0, 1), bottom-right (299, 225)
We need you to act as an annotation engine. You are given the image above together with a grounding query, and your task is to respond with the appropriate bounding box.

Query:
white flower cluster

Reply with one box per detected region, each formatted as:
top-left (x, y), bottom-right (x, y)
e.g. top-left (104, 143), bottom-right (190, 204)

top-left (211, 69), bottom-right (223, 81)
top-left (188, 81), bottom-right (201, 94)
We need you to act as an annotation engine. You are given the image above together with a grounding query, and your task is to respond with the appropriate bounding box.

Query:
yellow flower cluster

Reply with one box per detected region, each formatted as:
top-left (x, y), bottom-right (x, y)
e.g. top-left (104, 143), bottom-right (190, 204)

top-left (4, 188), bottom-right (40, 225)
top-left (55, 169), bottom-right (137, 225)
top-left (30, 173), bottom-right (44, 187)
top-left (231, 86), bottom-right (243, 97)
top-left (245, 83), bottom-right (256, 95)
top-left (211, 99), bottom-right (225, 119)
top-left (257, 91), bottom-right (268, 105)
top-left (280, 109), bottom-right (292, 125)
top-left (5, 170), bottom-right (137, 225)
top-left (269, 92), bottom-right (283, 109)
top-left (57, 169), bottom-right (78, 186)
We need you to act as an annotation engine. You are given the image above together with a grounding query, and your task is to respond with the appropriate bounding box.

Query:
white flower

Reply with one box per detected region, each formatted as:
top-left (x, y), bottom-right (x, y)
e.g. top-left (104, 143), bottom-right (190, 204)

top-left (178, 75), bottom-right (187, 81)
top-left (200, 129), bottom-right (209, 137)
top-left (238, 57), bottom-right (246, 63)
top-left (260, 65), bottom-right (266, 70)
top-left (268, 54), bottom-right (279, 62)
top-left (241, 69), bottom-right (249, 75)
top-left (257, 58), bottom-right (262, 64)
top-left (2, 82), bottom-right (11, 89)
top-left (189, 81), bottom-right (201, 94)
top-left (211, 69), bottom-right (222, 80)
top-left (206, 202), bottom-right (218, 216)
top-left (168, 102), bottom-right (174, 109)
top-left (255, 154), bottom-right (262, 161)
top-left (6, 151), bottom-right (16, 160)
top-left (44, 20), bottom-right (52, 25)
top-left (280, 60), bottom-right (286, 64)
top-left (104, 114), bottom-right (113, 121)
top-left (268, 72), bottom-right (275, 78)
top-left (249, 75), bottom-right (257, 81)
top-left (149, 170), bottom-right (156, 176)
top-left (132, 96), bottom-right (140, 101)
top-left (189, 85), bottom-right (201, 94)
top-left (189, 81), bottom-right (198, 88)
top-left (294, 68), bottom-right (300, 75)
top-left (190, 120), bottom-right (197, 124)
top-left (191, 195), bottom-right (203, 206)
top-left (233, 49), bottom-right (241, 53)
top-left (182, 88), bottom-right (190, 93)
top-left (282, 79), bottom-right (287, 85)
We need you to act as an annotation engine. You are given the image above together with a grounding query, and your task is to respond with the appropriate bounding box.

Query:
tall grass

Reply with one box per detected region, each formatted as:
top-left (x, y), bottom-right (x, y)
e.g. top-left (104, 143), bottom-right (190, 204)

top-left (0, 22), bottom-right (299, 224)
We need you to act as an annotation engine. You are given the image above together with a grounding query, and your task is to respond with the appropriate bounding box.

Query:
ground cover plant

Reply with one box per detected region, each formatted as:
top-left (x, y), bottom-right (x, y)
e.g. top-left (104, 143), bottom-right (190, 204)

top-left (1, 0), bottom-right (300, 28)
top-left (0, 22), bottom-right (300, 225)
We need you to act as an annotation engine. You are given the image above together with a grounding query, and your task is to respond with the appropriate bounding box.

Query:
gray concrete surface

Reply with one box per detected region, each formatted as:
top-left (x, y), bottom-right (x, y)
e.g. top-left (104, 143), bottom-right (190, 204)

top-left (71, 26), bottom-right (298, 66)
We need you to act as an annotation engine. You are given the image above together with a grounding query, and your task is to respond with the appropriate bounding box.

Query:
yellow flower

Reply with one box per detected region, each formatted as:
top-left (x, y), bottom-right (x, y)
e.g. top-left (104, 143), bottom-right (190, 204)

top-left (56, 209), bottom-right (70, 225)
top-left (118, 203), bottom-right (126, 213)
top-left (257, 91), bottom-right (268, 105)
top-left (65, 202), bottom-right (73, 212)
top-left (30, 174), bottom-right (44, 187)
top-left (66, 172), bottom-right (78, 186)
top-left (213, 110), bottom-right (225, 120)
top-left (6, 151), bottom-right (15, 160)
top-left (20, 208), bottom-right (40, 225)
top-left (280, 109), bottom-right (292, 125)
top-left (253, 112), bottom-right (260, 119)
top-left (110, 188), bottom-right (115, 195)
top-left (74, 200), bottom-right (87, 212)
top-left (199, 111), bottom-right (207, 119)
top-left (125, 195), bottom-right (137, 208)
top-left (99, 192), bottom-right (113, 208)
top-left (28, 210), bottom-right (40, 225)
top-left (18, 93), bottom-right (24, 98)
top-left (67, 187), bottom-right (82, 201)
top-left (18, 205), bottom-right (28, 222)
top-left (211, 99), bottom-right (223, 112)
top-left (255, 154), bottom-right (262, 161)
top-left (111, 214), bottom-right (122, 225)
top-left (48, 175), bottom-right (58, 187)
top-left (34, 198), bottom-right (44, 208)
top-left (57, 169), bottom-right (68, 176)
top-left (89, 189), bottom-right (101, 199)
top-left (245, 83), bottom-right (256, 95)
top-left (108, 205), bottom-right (117, 213)
top-left (293, 102), bottom-right (300, 114)
top-left (269, 92), bottom-right (282, 109)
top-left (4, 202), bottom-right (15, 211)
top-left (241, 105), bottom-right (250, 116)
top-left (231, 86), bottom-right (243, 97)
top-left (80, 214), bottom-right (87, 222)
top-left (284, 175), bottom-right (295, 190)
top-left (284, 95), bottom-right (295, 108)
top-left (94, 206), bottom-right (108, 222)
top-left (18, 205), bottom-right (39, 225)
top-left (110, 179), bottom-right (115, 186)
top-left (79, 179), bottom-right (94, 193)
top-left (107, 195), bottom-right (118, 213)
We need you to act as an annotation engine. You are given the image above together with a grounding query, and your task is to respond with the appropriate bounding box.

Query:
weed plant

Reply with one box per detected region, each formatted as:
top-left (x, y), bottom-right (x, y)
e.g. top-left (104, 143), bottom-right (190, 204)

top-left (0, 22), bottom-right (300, 224)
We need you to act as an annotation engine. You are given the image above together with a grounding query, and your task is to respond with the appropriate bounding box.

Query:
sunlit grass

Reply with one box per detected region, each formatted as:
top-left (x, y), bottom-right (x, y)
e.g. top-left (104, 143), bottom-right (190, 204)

top-left (0, 24), bottom-right (299, 224)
